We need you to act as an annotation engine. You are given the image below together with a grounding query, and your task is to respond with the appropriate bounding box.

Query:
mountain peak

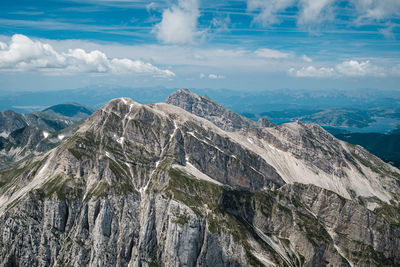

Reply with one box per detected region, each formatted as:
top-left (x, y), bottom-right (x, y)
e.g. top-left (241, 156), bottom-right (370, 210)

top-left (166, 88), bottom-right (274, 131)
top-left (100, 97), bottom-right (140, 113)
top-left (108, 97), bottom-right (139, 106)
top-left (173, 88), bottom-right (201, 98)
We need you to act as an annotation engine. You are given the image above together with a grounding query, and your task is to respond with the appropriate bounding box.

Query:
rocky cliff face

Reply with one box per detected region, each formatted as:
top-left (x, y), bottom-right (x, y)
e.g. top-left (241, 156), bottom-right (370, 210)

top-left (0, 90), bottom-right (399, 266)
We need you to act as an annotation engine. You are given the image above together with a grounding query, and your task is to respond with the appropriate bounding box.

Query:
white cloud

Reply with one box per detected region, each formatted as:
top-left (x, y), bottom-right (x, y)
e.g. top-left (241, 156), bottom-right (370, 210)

top-left (247, 0), bottom-right (335, 26)
top-left (255, 48), bottom-right (290, 59)
top-left (200, 73), bottom-right (205, 78)
top-left (208, 73), bottom-right (225, 79)
top-left (247, 0), bottom-right (399, 30)
top-left (351, 0), bottom-right (400, 22)
top-left (153, 0), bottom-right (201, 44)
top-left (301, 54), bottom-right (312, 62)
top-left (336, 60), bottom-right (385, 77)
top-left (298, 0), bottom-right (335, 25)
top-left (379, 25), bottom-right (395, 39)
top-left (0, 34), bottom-right (175, 77)
top-left (289, 66), bottom-right (335, 77)
top-left (210, 16), bottom-right (231, 33)
top-left (247, 0), bottom-right (295, 26)
top-left (0, 41), bottom-right (7, 50)
top-left (146, 2), bottom-right (157, 12)
top-left (391, 65), bottom-right (400, 76)
top-left (26, 37), bottom-right (397, 81)
top-left (289, 59), bottom-right (386, 78)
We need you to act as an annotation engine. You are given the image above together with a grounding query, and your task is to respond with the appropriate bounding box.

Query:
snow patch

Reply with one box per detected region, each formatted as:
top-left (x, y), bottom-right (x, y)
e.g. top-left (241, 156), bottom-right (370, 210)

top-left (268, 144), bottom-right (279, 151)
top-left (251, 250), bottom-right (277, 266)
top-left (117, 137), bottom-right (125, 145)
top-left (327, 229), bottom-right (354, 267)
top-left (57, 134), bottom-right (65, 140)
top-left (43, 131), bottom-right (49, 138)
top-left (172, 162), bottom-right (222, 186)
top-left (187, 132), bottom-right (226, 154)
top-left (367, 202), bottom-right (379, 211)
top-left (253, 226), bottom-right (293, 266)
top-left (0, 131), bottom-right (9, 138)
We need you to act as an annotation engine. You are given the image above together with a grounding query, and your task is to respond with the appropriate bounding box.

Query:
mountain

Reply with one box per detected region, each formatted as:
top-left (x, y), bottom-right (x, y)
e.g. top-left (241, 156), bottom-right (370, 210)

top-left (0, 102), bottom-right (93, 134)
top-left (0, 103), bottom-right (93, 170)
top-left (0, 90), bottom-right (399, 266)
top-left (41, 102), bottom-right (94, 120)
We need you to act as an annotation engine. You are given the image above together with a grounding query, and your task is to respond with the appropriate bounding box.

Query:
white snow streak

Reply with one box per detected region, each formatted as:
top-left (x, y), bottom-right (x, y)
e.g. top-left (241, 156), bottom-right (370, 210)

top-left (117, 137), bottom-right (125, 145)
top-left (172, 162), bottom-right (222, 186)
top-left (0, 151), bottom-right (55, 216)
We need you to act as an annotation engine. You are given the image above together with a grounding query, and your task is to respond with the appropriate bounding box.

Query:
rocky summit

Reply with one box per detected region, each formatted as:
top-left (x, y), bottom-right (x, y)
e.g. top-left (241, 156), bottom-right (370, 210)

top-left (0, 89), bottom-right (400, 266)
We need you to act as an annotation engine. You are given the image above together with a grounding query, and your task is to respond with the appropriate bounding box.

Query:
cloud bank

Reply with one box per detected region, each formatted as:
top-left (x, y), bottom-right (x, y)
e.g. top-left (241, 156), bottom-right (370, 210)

top-left (289, 60), bottom-right (386, 77)
top-left (247, 0), bottom-right (400, 27)
top-left (154, 0), bottom-right (201, 44)
top-left (255, 48), bottom-right (290, 59)
top-left (208, 73), bottom-right (225, 79)
top-left (0, 34), bottom-right (175, 77)
top-left (247, 0), bottom-right (296, 26)
top-left (351, 0), bottom-right (400, 22)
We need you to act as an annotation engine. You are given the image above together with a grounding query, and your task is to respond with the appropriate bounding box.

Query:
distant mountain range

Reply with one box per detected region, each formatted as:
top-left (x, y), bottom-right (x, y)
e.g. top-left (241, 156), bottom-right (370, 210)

top-left (0, 89), bottom-right (399, 266)
top-left (0, 103), bottom-right (93, 170)
top-left (2, 86), bottom-right (399, 133)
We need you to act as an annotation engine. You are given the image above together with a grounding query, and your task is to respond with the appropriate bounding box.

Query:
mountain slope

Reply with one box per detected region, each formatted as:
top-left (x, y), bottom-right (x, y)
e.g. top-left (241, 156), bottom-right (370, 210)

top-left (335, 132), bottom-right (400, 168)
top-left (0, 93), bottom-right (399, 266)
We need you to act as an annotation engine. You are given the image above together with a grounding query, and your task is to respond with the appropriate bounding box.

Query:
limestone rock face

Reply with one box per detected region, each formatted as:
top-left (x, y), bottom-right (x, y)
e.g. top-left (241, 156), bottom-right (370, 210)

top-left (0, 90), bottom-right (400, 266)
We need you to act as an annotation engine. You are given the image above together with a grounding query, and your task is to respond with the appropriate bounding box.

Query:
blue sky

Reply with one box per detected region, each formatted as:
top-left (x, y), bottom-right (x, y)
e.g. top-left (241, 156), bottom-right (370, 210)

top-left (0, 0), bottom-right (400, 91)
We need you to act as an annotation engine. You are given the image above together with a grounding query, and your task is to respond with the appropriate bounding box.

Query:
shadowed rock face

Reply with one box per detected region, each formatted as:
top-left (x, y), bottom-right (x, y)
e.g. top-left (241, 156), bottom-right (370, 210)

top-left (0, 91), bottom-right (399, 266)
